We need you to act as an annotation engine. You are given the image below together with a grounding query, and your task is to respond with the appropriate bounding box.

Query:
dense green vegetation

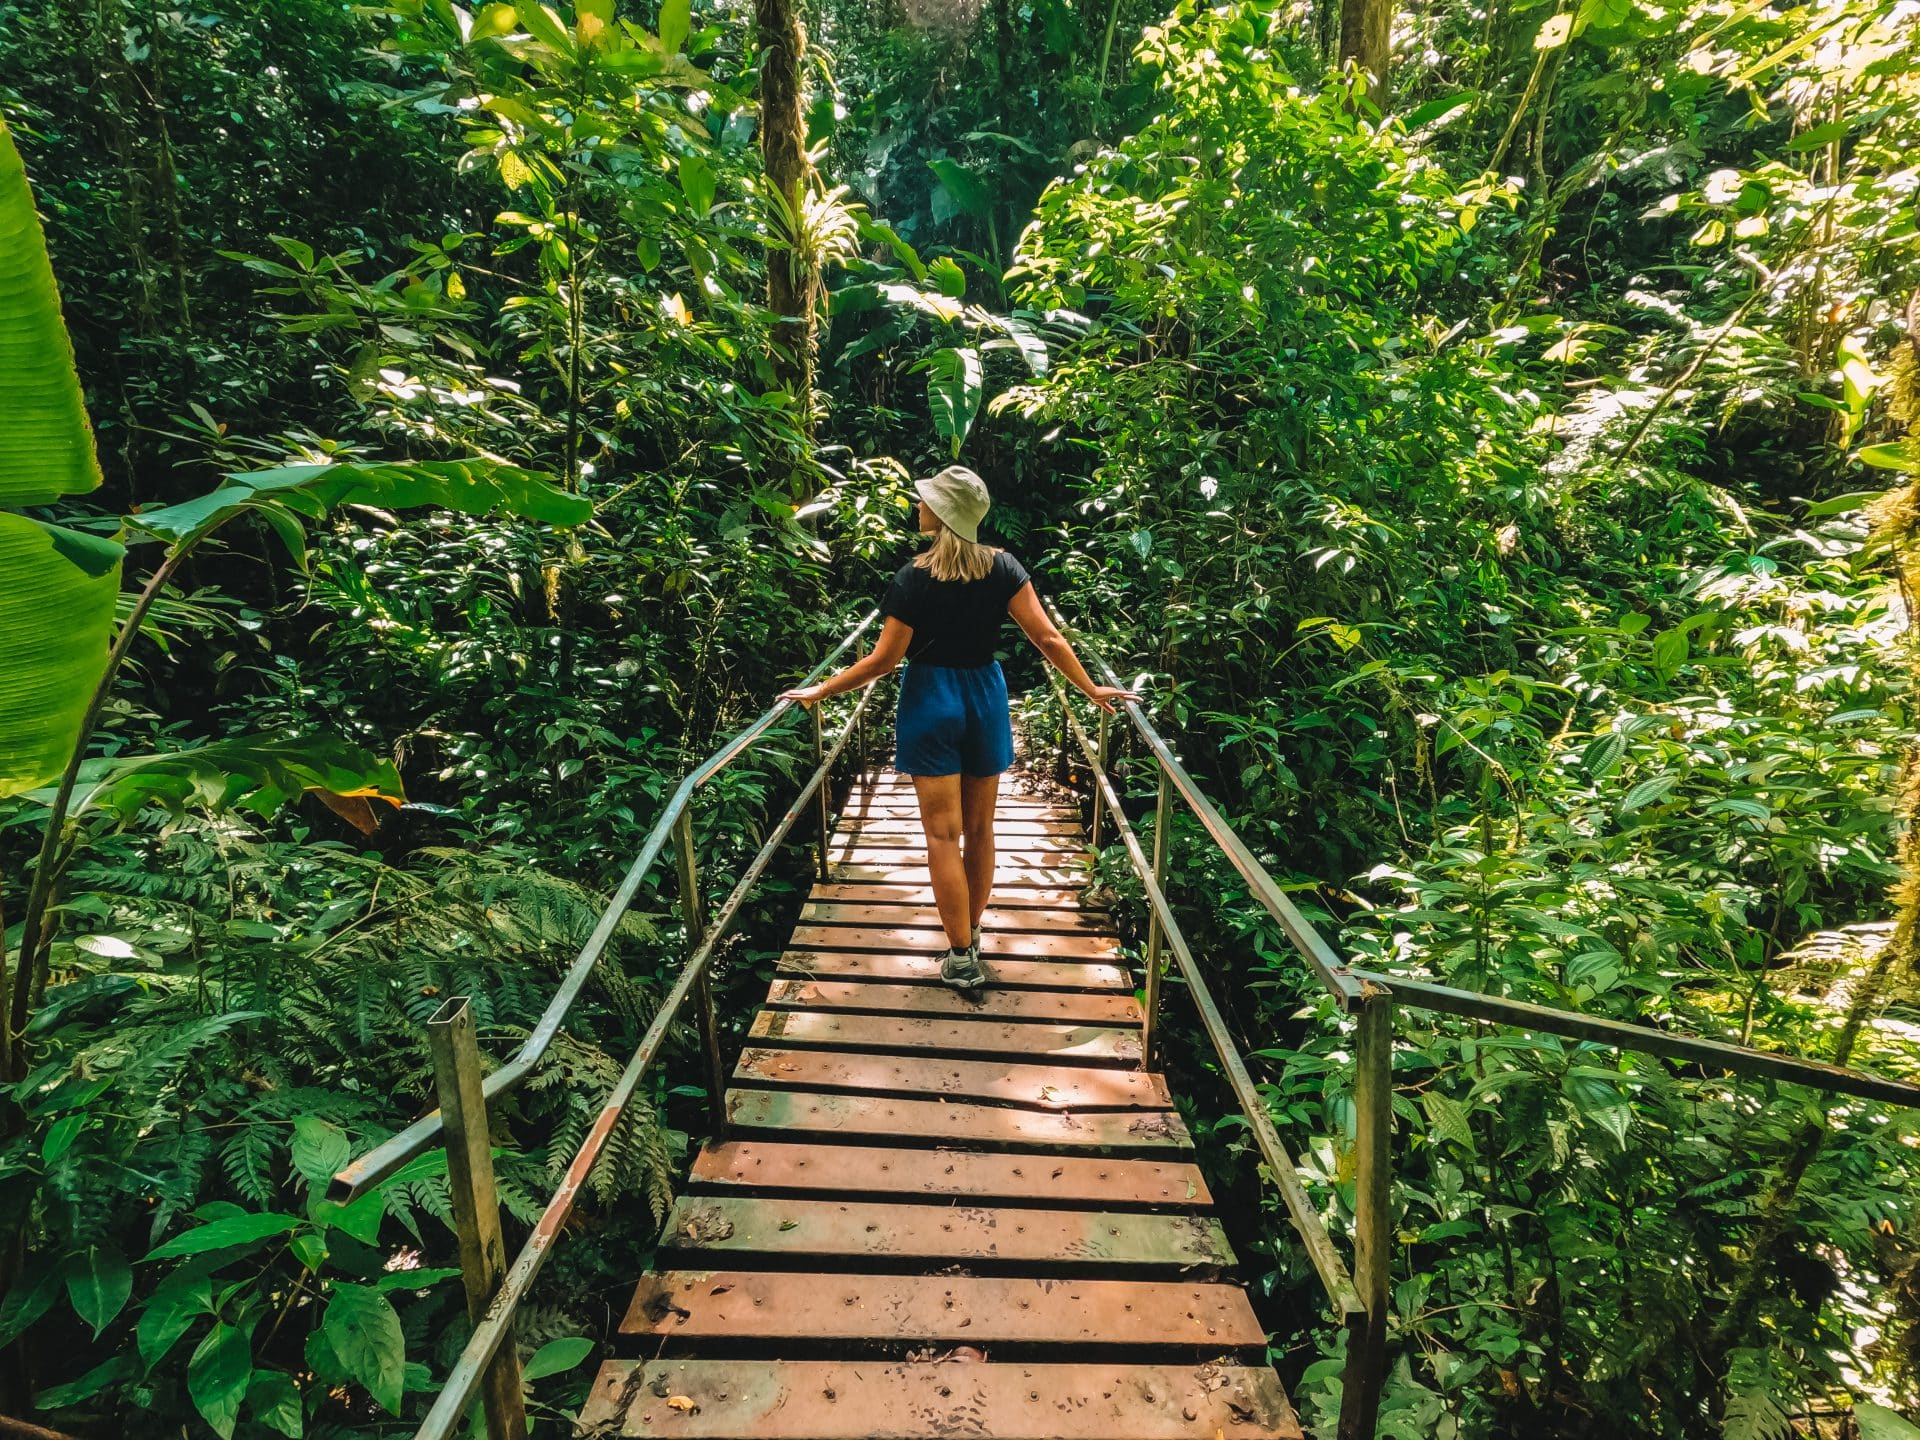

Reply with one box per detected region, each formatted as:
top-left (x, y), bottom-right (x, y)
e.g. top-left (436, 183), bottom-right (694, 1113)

top-left (1, 0), bottom-right (1917, 1435)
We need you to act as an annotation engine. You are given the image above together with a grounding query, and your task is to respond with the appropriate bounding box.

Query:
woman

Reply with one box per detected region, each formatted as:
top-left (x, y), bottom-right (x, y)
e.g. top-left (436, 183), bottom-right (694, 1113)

top-left (779, 465), bottom-right (1137, 990)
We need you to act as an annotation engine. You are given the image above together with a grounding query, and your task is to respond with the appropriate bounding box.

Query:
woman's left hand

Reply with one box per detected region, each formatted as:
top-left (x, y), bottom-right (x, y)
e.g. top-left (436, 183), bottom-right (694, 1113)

top-left (779, 684), bottom-right (829, 708)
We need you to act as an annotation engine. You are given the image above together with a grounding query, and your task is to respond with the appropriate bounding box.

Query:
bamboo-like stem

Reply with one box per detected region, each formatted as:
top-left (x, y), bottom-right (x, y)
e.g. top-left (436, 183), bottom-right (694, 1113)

top-left (1096, 0), bottom-right (1122, 109)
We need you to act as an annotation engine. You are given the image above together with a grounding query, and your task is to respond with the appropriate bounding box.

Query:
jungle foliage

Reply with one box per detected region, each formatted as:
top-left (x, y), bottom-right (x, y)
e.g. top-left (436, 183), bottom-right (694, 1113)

top-left (1, 0), bottom-right (1917, 1435)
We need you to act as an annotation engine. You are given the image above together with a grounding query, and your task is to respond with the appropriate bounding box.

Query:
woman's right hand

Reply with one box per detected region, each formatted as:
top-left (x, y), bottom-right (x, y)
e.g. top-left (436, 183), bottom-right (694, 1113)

top-left (779, 683), bottom-right (829, 708)
top-left (1087, 684), bottom-right (1141, 714)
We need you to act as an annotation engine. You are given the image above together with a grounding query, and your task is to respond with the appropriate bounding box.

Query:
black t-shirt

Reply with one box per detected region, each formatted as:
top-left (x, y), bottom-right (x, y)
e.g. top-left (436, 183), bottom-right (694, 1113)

top-left (881, 550), bottom-right (1032, 668)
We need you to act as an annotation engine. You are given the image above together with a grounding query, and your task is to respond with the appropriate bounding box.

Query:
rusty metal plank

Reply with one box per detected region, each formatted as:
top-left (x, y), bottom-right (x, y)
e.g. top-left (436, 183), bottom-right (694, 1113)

top-left (689, 1141), bottom-right (1210, 1207)
top-left (831, 864), bottom-right (1088, 889)
top-left (830, 845), bottom-right (1090, 868)
top-left (775, 951), bottom-right (1130, 991)
top-left (619, 1271), bottom-right (1262, 1347)
top-left (735, 1048), bottom-right (1171, 1110)
top-left (798, 902), bottom-right (1112, 935)
top-left (579, 1359), bottom-right (1302, 1439)
top-left (790, 925), bottom-right (1119, 961)
top-left (748, 1010), bottom-right (1141, 1065)
top-left (848, 819), bottom-right (1084, 836)
top-left (658, 1196), bottom-right (1234, 1270)
top-left (726, 1090), bottom-right (1192, 1153)
top-left (839, 796), bottom-right (1077, 811)
top-left (765, 979), bottom-right (1141, 1027)
top-left (835, 832), bottom-right (1088, 853)
top-left (807, 883), bottom-right (1094, 910)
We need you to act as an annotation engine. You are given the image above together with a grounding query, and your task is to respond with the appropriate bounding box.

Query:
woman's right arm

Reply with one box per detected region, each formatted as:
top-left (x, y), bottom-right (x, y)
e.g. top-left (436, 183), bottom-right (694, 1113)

top-left (779, 617), bottom-right (913, 706)
top-left (1008, 584), bottom-right (1140, 713)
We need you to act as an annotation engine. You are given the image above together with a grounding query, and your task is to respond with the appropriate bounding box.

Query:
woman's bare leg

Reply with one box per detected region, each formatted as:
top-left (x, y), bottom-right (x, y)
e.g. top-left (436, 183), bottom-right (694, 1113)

top-left (959, 772), bottom-right (1000, 932)
top-left (912, 773), bottom-right (971, 949)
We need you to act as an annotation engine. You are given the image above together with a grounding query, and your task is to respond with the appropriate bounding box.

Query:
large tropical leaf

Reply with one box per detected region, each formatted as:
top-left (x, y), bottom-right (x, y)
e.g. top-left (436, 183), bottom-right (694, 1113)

top-left (21, 734), bottom-right (406, 822)
top-left (0, 118), bottom-right (124, 797)
top-left (927, 158), bottom-right (993, 223)
top-left (912, 347), bottom-right (984, 458)
top-left (128, 458), bottom-right (592, 549)
top-left (0, 115), bottom-right (101, 506)
top-left (0, 517), bottom-right (122, 798)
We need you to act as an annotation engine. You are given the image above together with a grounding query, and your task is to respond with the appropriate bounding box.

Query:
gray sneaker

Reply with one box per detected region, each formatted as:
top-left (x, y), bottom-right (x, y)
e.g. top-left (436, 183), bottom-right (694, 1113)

top-left (971, 924), bottom-right (982, 952)
top-left (940, 945), bottom-right (988, 991)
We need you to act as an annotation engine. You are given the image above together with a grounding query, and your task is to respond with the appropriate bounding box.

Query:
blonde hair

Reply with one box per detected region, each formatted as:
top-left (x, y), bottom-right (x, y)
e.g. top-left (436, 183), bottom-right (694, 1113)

top-left (913, 523), bottom-right (997, 582)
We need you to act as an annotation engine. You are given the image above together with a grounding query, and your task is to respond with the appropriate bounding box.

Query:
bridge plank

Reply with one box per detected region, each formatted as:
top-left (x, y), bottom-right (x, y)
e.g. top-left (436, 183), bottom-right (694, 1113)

top-left (798, 901), bottom-right (1112, 934)
top-left (807, 882), bottom-right (1092, 909)
top-left (657, 1196), bottom-right (1234, 1270)
top-left (618, 1271), bottom-right (1265, 1347)
top-left (764, 979), bottom-right (1142, 1026)
top-left (848, 818), bottom-right (1083, 836)
top-left (831, 864), bottom-right (1089, 888)
top-left (579, 1359), bottom-right (1302, 1439)
top-left (850, 800), bottom-right (1073, 813)
top-left (833, 832), bottom-right (1087, 852)
top-left (725, 1090), bottom-right (1192, 1153)
top-left (735, 1047), bottom-right (1172, 1110)
top-left (775, 951), bottom-right (1131, 991)
top-left (748, 1009), bottom-right (1141, 1065)
top-left (789, 924), bottom-right (1119, 960)
top-left (831, 845), bottom-right (1090, 868)
top-left (687, 1141), bottom-right (1209, 1207)
top-left (605, 771), bottom-right (1299, 1439)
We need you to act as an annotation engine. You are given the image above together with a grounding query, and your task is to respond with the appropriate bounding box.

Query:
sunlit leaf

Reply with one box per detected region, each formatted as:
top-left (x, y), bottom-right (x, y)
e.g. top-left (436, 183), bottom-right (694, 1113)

top-left (0, 116), bottom-right (102, 506)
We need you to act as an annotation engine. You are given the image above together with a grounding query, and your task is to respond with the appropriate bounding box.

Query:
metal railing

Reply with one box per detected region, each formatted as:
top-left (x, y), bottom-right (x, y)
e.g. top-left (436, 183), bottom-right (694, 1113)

top-left (1042, 599), bottom-right (1920, 1440)
top-left (325, 589), bottom-right (1920, 1440)
top-left (329, 608), bottom-right (881, 1440)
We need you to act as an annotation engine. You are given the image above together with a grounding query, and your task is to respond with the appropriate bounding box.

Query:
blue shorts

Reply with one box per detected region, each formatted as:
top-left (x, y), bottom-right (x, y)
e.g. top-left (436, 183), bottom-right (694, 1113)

top-left (895, 661), bottom-right (1014, 778)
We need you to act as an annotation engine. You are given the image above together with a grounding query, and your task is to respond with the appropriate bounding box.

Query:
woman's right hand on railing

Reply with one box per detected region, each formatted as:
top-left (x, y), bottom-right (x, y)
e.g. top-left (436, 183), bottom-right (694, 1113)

top-left (1086, 684), bottom-right (1141, 714)
top-left (779, 683), bottom-right (829, 708)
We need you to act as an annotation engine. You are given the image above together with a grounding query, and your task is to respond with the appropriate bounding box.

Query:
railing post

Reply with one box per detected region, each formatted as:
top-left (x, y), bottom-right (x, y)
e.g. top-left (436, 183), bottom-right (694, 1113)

top-left (1340, 991), bottom-right (1394, 1440)
top-left (811, 703), bottom-right (831, 881)
top-left (1141, 761), bottom-right (1173, 1067)
top-left (673, 809), bottom-right (728, 1136)
top-left (428, 998), bottom-right (528, 1440)
top-left (1056, 684), bottom-right (1073, 787)
top-left (1089, 709), bottom-right (1111, 850)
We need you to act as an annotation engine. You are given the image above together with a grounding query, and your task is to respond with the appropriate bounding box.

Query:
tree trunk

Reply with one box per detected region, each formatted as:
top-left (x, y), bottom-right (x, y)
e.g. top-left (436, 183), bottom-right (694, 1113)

top-left (757, 0), bottom-right (816, 456)
top-left (1338, 0), bottom-right (1393, 109)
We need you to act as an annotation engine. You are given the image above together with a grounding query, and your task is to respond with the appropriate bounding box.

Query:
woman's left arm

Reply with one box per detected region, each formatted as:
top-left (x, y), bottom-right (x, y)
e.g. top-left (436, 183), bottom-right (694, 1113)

top-left (779, 617), bottom-right (914, 706)
top-left (1008, 584), bottom-right (1140, 713)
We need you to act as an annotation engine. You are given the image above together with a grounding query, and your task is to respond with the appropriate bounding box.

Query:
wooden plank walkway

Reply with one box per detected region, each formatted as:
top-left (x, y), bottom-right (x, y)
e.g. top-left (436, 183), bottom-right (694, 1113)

top-left (579, 770), bottom-right (1301, 1439)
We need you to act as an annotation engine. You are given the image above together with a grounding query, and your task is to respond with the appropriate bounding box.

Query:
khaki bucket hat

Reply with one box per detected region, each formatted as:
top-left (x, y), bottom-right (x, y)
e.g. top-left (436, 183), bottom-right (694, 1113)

top-left (915, 464), bottom-right (991, 543)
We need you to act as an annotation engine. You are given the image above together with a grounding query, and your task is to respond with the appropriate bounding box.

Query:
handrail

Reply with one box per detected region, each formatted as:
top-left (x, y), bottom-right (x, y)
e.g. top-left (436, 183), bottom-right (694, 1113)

top-left (1048, 599), bottom-right (1920, 1106)
top-left (1044, 598), bottom-right (1920, 1438)
top-left (413, 681), bottom-right (880, 1440)
top-left (1050, 677), bottom-right (1366, 1332)
top-left (1349, 968), bottom-right (1920, 1107)
top-left (328, 608), bottom-right (880, 1203)
top-left (1044, 602), bottom-right (1365, 1010)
